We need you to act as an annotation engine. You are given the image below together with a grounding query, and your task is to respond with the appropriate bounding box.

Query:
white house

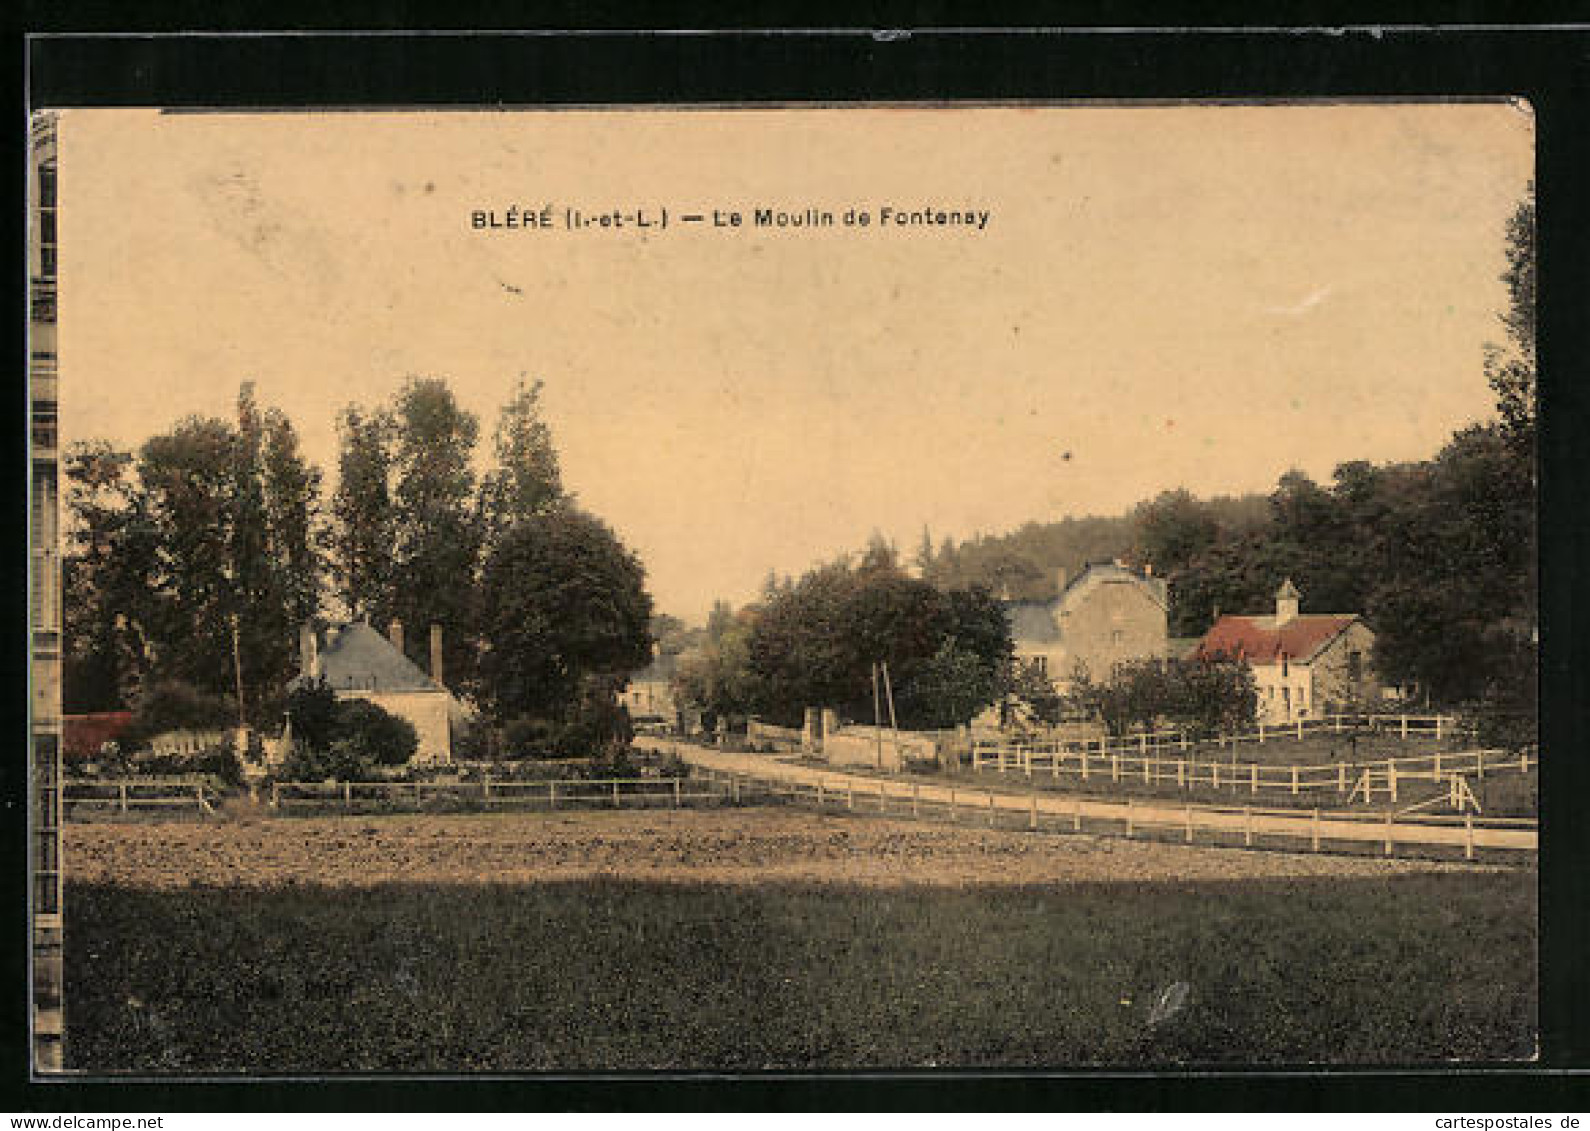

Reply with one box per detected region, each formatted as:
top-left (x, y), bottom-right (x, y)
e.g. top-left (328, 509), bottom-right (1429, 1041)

top-left (1193, 579), bottom-right (1381, 725)
top-left (287, 620), bottom-right (457, 763)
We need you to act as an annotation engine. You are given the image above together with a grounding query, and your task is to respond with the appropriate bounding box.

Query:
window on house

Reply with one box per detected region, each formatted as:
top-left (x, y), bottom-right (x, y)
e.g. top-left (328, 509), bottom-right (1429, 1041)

top-left (1347, 651), bottom-right (1362, 683)
top-left (1111, 630), bottom-right (1124, 646)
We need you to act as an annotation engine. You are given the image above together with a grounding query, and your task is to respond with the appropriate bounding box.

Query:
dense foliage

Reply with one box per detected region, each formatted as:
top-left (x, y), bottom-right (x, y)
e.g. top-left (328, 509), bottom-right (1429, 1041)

top-left (1066, 657), bottom-right (1258, 738)
top-left (278, 679), bottom-right (419, 779)
top-left (735, 555), bottom-right (1012, 729)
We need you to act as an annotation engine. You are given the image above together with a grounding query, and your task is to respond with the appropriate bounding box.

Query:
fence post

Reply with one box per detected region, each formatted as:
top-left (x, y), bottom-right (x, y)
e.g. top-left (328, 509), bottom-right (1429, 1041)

top-left (972, 745), bottom-right (981, 772)
top-left (1180, 733), bottom-right (1189, 752)
top-left (1465, 814), bottom-right (1475, 861)
top-left (1259, 722), bottom-right (1266, 744)
top-left (119, 782), bottom-right (128, 813)
top-left (1296, 719), bottom-right (1304, 741)
top-left (1143, 757), bottom-right (1152, 785)
top-left (1111, 754), bottom-right (1120, 783)
top-left (818, 779), bottom-right (825, 808)
top-left (1081, 750), bottom-right (1090, 781)
top-left (483, 777), bottom-right (492, 805)
top-left (673, 778), bottom-right (681, 809)
top-left (1477, 750), bottom-right (1485, 780)
top-left (1436, 715), bottom-right (1446, 741)
top-left (1291, 766), bottom-right (1299, 795)
top-left (1400, 714), bottom-right (1409, 739)
top-left (1433, 752), bottom-right (1442, 782)
top-left (1184, 804), bottom-right (1194, 843)
top-left (1337, 762), bottom-right (1347, 793)
top-left (1244, 806), bottom-right (1253, 847)
top-left (1251, 764), bottom-right (1259, 795)
top-left (343, 781), bottom-right (352, 810)
top-left (1389, 762), bottom-right (1399, 804)
top-left (1139, 733), bottom-right (1147, 756)
top-left (1029, 791), bottom-right (1038, 831)
top-left (732, 775), bottom-right (741, 804)
top-left (987, 791), bottom-right (996, 827)
top-left (912, 783), bottom-right (919, 818)
top-left (1311, 807), bottom-right (1321, 852)
top-left (878, 782), bottom-right (886, 813)
top-left (1521, 750), bottom-right (1529, 774)
top-left (1073, 795), bottom-right (1082, 833)
top-left (1384, 810), bottom-right (1395, 856)
top-left (270, 781), bottom-right (279, 809)
top-left (1125, 797), bottom-right (1134, 837)
top-left (550, 782), bottom-right (557, 809)
top-left (1024, 748), bottom-right (1031, 778)
top-left (847, 784), bottom-right (854, 811)
top-left (1213, 762), bottom-right (1220, 791)
top-left (1177, 759), bottom-right (1186, 789)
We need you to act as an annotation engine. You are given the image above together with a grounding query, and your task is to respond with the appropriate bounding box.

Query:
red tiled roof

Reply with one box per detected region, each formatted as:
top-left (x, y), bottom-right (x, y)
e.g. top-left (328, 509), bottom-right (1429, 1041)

top-left (63, 711), bottom-right (134, 761)
top-left (1194, 614), bottom-right (1359, 666)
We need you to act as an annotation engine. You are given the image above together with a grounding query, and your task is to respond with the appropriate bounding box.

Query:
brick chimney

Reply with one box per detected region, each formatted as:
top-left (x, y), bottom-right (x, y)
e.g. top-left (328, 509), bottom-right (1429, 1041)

top-left (299, 623), bottom-right (318, 678)
top-left (429, 623), bottom-right (444, 687)
top-left (387, 618), bottom-right (404, 655)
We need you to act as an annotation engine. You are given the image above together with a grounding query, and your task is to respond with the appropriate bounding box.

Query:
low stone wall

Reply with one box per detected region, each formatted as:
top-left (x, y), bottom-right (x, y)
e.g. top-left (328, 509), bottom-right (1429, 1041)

top-left (822, 725), bottom-right (938, 772)
top-left (747, 719), bottom-right (806, 752)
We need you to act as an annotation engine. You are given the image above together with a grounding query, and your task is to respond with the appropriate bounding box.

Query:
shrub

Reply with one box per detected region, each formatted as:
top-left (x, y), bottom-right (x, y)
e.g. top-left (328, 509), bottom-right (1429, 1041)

top-left (335, 699), bottom-right (419, 766)
top-left (282, 680), bottom-right (339, 752)
top-left (123, 680), bottom-right (236, 746)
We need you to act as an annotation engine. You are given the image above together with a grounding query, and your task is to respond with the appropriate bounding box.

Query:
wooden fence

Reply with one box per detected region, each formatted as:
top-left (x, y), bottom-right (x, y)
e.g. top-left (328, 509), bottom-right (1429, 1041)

top-left (969, 743), bottom-right (1534, 806)
top-left (64, 777), bottom-right (219, 814)
top-left (974, 712), bottom-right (1463, 765)
top-left (687, 764), bottom-right (1536, 861)
top-left (267, 776), bottom-right (724, 812)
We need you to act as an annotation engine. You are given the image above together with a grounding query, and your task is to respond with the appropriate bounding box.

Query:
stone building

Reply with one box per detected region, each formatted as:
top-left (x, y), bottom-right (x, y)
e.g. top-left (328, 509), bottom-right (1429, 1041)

top-left (288, 620), bottom-right (456, 762)
top-left (1006, 561), bottom-right (1171, 691)
top-left (1193, 579), bottom-right (1381, 724)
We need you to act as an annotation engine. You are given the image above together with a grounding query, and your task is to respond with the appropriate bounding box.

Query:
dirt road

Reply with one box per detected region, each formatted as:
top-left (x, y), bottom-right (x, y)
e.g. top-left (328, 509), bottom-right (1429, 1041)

top-left (637, 739), bottom-right (1537, 856)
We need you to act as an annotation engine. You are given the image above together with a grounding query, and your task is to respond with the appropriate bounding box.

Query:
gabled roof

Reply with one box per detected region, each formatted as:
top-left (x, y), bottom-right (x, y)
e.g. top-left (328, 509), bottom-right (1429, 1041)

top-left (291, 621), bottom-right (446, 694)
top-left (1058, 561), bottom-right (1169, 614)
top-left (1005, 601), bottom-right (1061, 645)
top-left (1194, 613), bottom-right (1362, 666)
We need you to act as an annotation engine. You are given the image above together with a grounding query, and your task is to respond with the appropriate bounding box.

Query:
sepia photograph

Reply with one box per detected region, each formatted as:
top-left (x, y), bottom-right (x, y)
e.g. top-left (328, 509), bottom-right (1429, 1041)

top-left (28, 100), bottom-right (1538, 1075)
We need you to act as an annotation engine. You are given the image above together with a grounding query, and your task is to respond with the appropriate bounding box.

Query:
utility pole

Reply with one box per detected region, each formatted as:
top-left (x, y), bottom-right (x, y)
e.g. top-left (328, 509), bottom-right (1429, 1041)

top-left (882, 661), bottom-right (901, 766)
top-left (871, 663), bottom-right (884, 768)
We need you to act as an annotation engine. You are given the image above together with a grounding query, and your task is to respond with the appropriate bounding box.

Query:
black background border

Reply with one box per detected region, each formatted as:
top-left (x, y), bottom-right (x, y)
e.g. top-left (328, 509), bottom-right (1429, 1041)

top-left (10, 11), bottom-right (1590, 1112)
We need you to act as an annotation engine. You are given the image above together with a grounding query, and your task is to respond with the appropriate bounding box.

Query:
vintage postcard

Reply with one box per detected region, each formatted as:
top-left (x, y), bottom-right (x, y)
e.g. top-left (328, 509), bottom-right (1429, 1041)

top-left (28, 102), bottom-right (1537, 1075)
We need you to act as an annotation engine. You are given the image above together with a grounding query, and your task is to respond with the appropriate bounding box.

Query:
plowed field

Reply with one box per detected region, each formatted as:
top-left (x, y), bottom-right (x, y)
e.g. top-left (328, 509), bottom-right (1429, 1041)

top-left (65, 808), bottom-right (1480, 888)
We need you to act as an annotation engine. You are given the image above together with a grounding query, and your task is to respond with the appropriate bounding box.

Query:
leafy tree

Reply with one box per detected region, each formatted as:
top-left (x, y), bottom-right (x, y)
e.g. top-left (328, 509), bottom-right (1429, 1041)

top-left (331, 405), bottom-right (398, 625)
top-left (478, 377), bottom-right (566, 544)
top-left (62, 441), bottom-right (157, 710)
top-left (746, 558), bottom-right (1011, 729)
top-left (389, 378), bottom-right (483, 687)
top-left (673, 606), bottom-right (760, 728)
top-left (283, 679), bottom-right (340, 753)
top-left (1486, 184), bottom-right (1535, 457)
top-left (475, 507), bottom-right (653, 725)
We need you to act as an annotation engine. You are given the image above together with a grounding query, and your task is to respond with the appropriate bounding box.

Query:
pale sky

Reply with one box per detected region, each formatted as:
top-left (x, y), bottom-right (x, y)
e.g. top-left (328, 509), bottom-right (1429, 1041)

top-left (58, 103), bottom-right (1533, 621)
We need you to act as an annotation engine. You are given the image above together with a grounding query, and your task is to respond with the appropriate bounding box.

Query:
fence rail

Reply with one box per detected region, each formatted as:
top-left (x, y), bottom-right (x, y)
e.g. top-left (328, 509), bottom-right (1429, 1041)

top-left (975, 712), bottom-right (1464, 763)
top-left (684, 760), bottom-right (1535, 861)
top-left (64, 778), bottom-right (218, 814)
top-left (267, 776), bottom-right (725, 812)
top-left (968, 743), bottom-right (1534, 806)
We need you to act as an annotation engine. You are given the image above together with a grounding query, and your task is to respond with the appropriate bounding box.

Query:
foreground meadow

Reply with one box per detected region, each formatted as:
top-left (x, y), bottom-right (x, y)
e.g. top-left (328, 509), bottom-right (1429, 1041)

top-left (64, 810), bottom-right (1536, 1071)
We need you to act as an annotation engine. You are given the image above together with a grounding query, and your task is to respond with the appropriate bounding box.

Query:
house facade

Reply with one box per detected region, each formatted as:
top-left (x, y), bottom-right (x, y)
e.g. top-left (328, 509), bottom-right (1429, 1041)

top-left (621, 650), bottom-right (678, 726)
top-left (1193, 579), bottom-right (1381, 725)
top-left (289, 620), bottom-right (454, 762)
top-left (1006, 561), bottom-right (1171, 691)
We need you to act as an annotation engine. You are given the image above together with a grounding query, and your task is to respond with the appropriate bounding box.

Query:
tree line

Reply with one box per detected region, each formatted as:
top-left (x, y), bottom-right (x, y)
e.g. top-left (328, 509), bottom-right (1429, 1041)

top-left (63, 376), bottom-right (653, 751)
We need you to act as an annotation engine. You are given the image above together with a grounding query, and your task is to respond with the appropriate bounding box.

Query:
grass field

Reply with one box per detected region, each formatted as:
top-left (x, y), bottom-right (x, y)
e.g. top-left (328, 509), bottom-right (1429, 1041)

top-left (65, 856), bottom-right (1535, 1071)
